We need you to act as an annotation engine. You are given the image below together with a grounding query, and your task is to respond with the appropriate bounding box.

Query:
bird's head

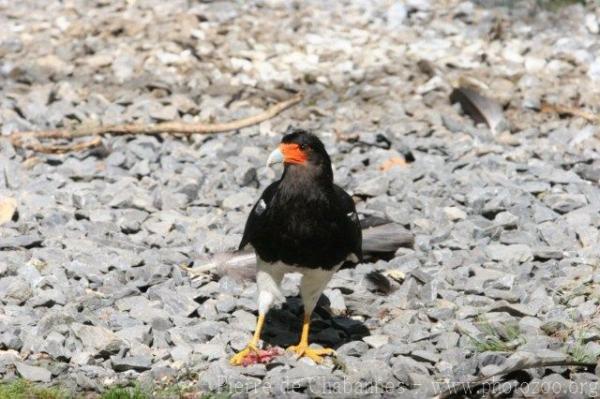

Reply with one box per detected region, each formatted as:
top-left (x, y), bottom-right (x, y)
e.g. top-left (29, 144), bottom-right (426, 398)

top-left (266, 128), bottom-right (333, 181)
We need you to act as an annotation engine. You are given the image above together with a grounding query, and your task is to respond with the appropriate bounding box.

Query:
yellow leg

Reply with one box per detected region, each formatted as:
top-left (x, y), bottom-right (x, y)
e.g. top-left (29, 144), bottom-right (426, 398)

top-left (230, 314), bottom-right (265, 365)
top-left (287, 313), bottom-right (334, 363)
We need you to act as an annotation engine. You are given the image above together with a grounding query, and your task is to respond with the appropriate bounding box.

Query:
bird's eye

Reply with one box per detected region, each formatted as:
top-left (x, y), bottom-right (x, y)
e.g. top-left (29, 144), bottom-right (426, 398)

top-left (299, 144), bottom-right (307, 150)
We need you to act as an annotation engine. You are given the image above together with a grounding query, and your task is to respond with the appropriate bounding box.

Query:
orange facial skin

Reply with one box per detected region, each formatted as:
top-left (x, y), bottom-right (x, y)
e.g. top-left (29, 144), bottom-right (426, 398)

top-left (280, 143), bottom-right (308, 165)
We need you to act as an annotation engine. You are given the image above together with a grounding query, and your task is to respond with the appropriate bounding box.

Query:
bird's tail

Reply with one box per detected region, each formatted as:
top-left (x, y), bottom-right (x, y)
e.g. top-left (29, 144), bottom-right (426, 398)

top-left (183, 251), bottom-right (256, 282)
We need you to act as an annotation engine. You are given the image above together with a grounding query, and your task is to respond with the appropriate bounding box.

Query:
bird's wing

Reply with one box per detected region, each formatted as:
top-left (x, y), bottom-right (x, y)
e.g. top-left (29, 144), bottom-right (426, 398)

top-left (334, 184), bottom-right (363, 262)
top-left (238, 181), bottom-right (279, 251)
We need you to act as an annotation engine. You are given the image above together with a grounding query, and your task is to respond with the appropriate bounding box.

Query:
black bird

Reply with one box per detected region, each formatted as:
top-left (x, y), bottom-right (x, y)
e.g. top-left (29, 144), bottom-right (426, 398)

top-left (230, 128), bottom-right (362, 365)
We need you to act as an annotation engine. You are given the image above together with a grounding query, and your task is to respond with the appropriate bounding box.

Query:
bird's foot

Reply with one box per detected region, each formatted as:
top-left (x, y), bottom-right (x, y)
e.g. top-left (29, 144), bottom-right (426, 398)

top-left (287, 343), bottom-right (334, 363)
top-left (230, 344), bottom-right (259, 366)
top-left (230, 345), bottom-right (283, 366)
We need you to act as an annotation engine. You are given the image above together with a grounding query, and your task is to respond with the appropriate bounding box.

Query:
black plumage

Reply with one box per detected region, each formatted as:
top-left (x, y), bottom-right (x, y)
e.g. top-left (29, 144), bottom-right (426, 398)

top-left (230, 128), bottom-right (362, 365)
top-left (239, 130), bottom-right (362, 269)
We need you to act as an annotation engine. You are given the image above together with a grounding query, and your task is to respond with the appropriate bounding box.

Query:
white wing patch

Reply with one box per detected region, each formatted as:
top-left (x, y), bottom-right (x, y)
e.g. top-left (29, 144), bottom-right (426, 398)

top-left (346, 253), bottom-right (359, 263)
top-left (255, 199), bottom-right (267, 215)
top-left (346, 211), bottom-right (360, 263)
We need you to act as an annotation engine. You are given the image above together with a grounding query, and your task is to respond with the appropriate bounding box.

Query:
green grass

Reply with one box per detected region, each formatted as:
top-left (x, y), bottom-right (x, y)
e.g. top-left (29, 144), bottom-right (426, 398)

top-left (101, 385), bottom-right (148, 399)
top-left (0, 379), bottom-right (69, 399)
top-left (569, 334), bottom-right (600, 364)
top-left (100, 383), bottom-right (233, 399)
top-left (0, 378), bottom-right (236, 399)
top-left (536, 0), bottom-right (585, 11)
top-left (469, 322), bottom-right (525, 353)
top-left (0, 380), bottom-right (229, 399)
top-left (200, 393), bottom-right (233, 399)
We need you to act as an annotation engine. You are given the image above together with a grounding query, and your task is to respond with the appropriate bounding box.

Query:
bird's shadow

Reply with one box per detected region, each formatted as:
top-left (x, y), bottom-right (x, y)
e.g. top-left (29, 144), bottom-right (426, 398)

top-left (261, 295), bottom-right (370, 350)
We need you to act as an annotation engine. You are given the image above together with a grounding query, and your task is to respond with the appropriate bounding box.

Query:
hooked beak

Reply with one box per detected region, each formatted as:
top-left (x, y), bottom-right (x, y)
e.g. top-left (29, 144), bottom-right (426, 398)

top-left (266, 147), bottom-right (284, 168)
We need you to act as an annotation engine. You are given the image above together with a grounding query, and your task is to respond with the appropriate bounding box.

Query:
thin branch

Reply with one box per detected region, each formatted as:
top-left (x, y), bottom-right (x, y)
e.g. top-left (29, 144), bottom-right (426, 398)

top-left (9, 93), bottom-right (303, 152)
top-left (16, 136), bottom-right (103, 154)
top-left (540, 102), bottom-right (598, 123)
top-left (434, 358), bottom-right (596, 399)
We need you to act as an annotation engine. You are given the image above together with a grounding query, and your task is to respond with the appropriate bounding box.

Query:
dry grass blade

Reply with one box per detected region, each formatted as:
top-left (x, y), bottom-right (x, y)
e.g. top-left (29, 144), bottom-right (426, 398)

top-left (11, 136), bottom-right (103, 154)
top-left (540, 102), bottom-right (599, 123)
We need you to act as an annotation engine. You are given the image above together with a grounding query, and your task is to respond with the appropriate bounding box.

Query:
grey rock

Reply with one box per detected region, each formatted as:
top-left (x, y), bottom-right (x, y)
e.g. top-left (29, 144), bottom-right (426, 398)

top-left (543, 193), bottom-right (587, 214)
top-left (115, 325), bottom-right (152, 346)
top-left (0, 330), bottom-right (22, 351)
top-left (106, 151), bottom-right (127, 167)
top-left (532, 204), bottom-right (558, 223)
top-left (410, 350), bottom-right (439, 364)
top-left (478, 352), bottom-right (507, 368)
top-left (40, 331), bottom-right (69, 359)
top-left (215, 294), bottom-right (238, 313)
top-left (235, 166), bottom-right (257, 187)
top-left (15, 362), bottom-right (51, 382)
top-left (116, 209), bottom-right (148, 234)
top-left (148, 285), bottom-right (199, 317)
top-left (494, 211), bottom-right (518, 228)
top-left (336, 340), bottom-right (369, 356)
top-left (0, 276), bottom-right (32, 304)
top-left (391, 355), bottom-right (429, 386)
top-left (533, 247), bottom-right (564, 260)
top-left (29, 289), bottom-right (67, 308)
top-left (444, 206), bottom-right (466, 221)
top-left (231, 309), bottom-right (256, 332)
top-left (17, 264), bottom-right (43, 287)
top-left (112, 53), bottom-right (136, 82)
top-left (170, 345), bottom-right (192, 363)
top-left (0, 350), bottom-right (20, 373)
top-left (143, 218), bottom-right (173, 236)
top-left (194, 343), bottom-right (226, 361)
top-left (131, 159), bottom-right (151, 176)
top-left (151, 365), bottom-right (177, 381)
top-left (437, 332), bottom-right (460, 350)
top-left (0, 235), bottom-right (43, 249)
top-left (323, 289), bottom-right (346, 315)
top-left (536, 349), bottom-right (569, 363)
top-left (111, 355), bottom-right (152, 372)
top-left (354, 176), bottom-right (389, 197)
top-left (150, 105), bottom-right (178, 121)
top-left (387, 2), bottom-right (407, 28)
top-left (363, 334), bottom-right (390, 349)
top-left (72, 324), bottom-right (127, 357)
top-left (221, 191), bottom-right (255, 210)
top-left (485, 243), bottom-right (532, 263)
top-left (538, 222), bottom-right (574, 250)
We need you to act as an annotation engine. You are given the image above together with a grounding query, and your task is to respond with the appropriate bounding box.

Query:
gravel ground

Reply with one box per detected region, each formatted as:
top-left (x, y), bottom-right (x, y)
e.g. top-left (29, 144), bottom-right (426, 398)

top-left (1, 0), bottom-right (600, 398)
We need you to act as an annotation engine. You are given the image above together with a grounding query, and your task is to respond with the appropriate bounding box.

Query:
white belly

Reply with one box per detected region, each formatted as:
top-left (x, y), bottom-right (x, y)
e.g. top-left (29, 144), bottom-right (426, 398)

top-left (255, 257), bottom-right (342, 315)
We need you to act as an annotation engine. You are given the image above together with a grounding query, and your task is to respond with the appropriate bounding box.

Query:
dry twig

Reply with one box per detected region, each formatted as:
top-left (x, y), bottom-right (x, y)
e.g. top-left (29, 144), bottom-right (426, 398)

top-left (8, 93), bottom-right (303, 153)
top-left (17, 136), bottom-right (103, 154)
top-left (540, 102), bottom-right (599, 123)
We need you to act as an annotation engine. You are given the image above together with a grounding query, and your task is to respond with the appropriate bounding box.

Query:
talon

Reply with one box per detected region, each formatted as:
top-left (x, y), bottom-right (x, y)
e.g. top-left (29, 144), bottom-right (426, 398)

top-left (287, 344), bottom-right (334, 363)
top-left (230, 344), bottom-right (259, 366)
